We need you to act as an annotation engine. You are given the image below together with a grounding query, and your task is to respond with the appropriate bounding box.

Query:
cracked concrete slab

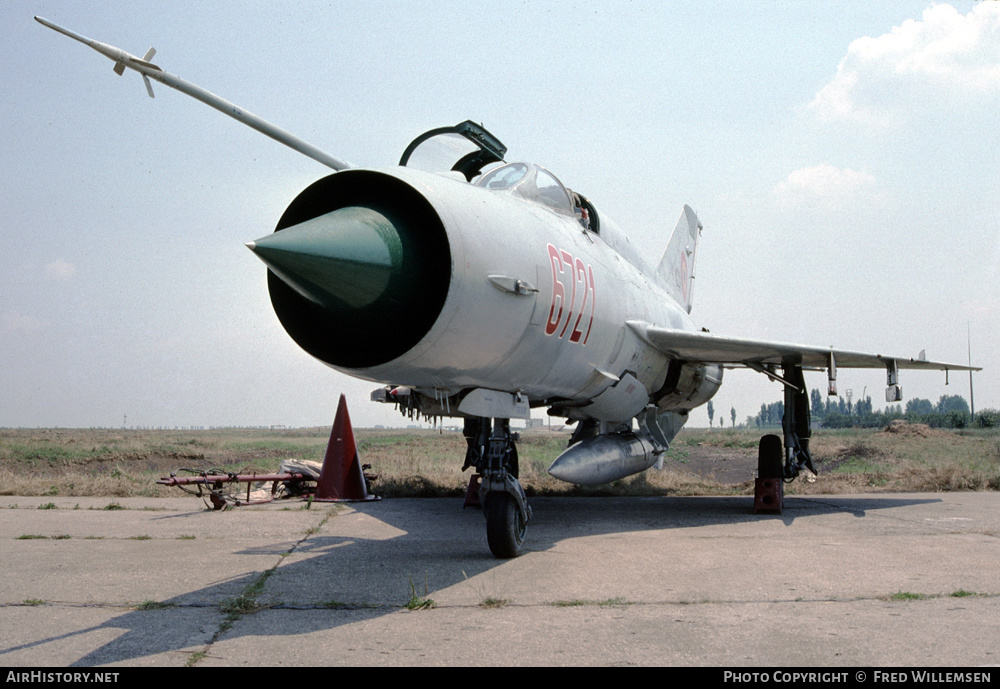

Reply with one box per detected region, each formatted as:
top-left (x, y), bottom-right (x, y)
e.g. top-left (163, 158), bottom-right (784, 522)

top-left (1, 493), bottom-right (997, 666)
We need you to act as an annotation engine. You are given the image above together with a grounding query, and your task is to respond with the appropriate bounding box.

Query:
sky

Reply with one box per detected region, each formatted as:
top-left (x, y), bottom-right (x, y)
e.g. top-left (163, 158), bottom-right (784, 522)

top-left (2, 1), bottom-right (998, 429)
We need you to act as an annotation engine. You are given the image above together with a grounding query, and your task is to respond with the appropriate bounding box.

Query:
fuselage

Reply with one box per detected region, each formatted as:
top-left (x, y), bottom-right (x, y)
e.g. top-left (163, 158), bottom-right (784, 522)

top-left (252, 164), bottom-right (701, 423)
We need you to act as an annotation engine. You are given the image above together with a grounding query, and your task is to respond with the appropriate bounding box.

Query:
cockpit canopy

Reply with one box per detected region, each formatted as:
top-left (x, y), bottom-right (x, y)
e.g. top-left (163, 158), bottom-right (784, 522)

top-left (400, 121), bottom-right (598, 230)
top-left (476, 162), bottom-right (574, 215)
top-left (399, 120), bottom-right (506, 182)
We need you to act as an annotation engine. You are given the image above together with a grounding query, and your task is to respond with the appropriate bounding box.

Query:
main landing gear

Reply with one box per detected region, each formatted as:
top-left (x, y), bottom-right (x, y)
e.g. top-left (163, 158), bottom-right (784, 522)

top-left (754, 362), bottom-right (817, 514)
top-left (463, 417), bottom-right (531, 558)
top-left (780, 363), bottom-right (816, 481)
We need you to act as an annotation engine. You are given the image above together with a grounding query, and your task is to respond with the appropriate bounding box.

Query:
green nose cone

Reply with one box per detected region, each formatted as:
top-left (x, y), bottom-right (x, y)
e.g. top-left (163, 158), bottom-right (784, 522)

top-left (246, 206), bottom-right (403, 310)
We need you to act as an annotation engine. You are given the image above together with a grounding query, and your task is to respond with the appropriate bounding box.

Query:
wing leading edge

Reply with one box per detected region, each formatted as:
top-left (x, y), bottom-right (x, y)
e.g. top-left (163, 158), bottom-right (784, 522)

top-left (627, 320), bottom-right (979, 372)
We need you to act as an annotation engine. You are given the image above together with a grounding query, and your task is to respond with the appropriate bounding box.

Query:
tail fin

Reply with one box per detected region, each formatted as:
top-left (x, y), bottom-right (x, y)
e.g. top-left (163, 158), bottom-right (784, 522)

top-left (656, 205), bottom-right (702, 313)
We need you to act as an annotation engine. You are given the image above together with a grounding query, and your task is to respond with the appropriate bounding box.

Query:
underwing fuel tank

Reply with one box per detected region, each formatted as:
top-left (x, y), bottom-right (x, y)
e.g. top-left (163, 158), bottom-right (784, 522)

top-left (547, 432), bottom-right (658, 486)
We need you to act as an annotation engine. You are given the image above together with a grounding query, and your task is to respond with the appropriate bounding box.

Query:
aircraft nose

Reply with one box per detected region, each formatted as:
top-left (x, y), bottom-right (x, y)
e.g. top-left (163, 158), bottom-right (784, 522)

top-left (245, 170), bottom-right (453, 370)
top-left (246, 206), bottom-right (401, 310)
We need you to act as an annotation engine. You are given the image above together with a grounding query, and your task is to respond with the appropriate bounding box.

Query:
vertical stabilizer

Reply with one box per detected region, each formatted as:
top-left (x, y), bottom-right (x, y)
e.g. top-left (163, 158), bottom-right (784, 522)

top-left (656, 205), bottom-right (702, 313)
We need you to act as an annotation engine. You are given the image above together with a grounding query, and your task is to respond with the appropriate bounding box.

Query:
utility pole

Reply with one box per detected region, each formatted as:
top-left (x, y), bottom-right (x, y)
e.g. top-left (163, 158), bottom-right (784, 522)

top-left (969, 323), bottom-right (975, 424)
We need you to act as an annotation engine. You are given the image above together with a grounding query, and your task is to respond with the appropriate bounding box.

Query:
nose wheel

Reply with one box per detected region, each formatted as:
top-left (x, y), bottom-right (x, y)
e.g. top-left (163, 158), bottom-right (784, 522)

top-left (485, 486), bottom-right (528, 558)
top-left (465, 417), bottom-right (531, 558)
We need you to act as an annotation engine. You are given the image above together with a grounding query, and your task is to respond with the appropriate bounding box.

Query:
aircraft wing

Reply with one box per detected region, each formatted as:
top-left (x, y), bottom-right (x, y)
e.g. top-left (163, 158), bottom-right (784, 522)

top-left (626, 320), bottom-right (979, 372)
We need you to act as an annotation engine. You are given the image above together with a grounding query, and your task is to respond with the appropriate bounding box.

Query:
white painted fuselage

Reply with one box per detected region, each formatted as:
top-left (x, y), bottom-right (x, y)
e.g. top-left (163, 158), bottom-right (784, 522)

top-left (333, 166), bottom-right (695, 423)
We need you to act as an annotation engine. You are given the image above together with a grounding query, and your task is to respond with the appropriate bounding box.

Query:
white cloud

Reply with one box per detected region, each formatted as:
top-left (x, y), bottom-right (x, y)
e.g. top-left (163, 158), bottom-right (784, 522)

top-left (809, 3), bottom-right (1000, 126)
top-left (44, 259), bottom-right (76, 280)
top-left (773, 164), bottom-right (878, 209)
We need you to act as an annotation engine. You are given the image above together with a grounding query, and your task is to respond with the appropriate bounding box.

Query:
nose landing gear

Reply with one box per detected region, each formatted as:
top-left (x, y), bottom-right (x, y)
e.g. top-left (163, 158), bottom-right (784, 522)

top-left (464, 417), bottom-right (531, 558)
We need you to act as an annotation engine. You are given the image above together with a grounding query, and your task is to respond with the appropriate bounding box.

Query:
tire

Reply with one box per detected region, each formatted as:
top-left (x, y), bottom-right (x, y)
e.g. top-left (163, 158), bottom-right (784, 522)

top-left (758, 434), bottom-right (783, 479)
top-left (486, 492), bottom-right (526, 559)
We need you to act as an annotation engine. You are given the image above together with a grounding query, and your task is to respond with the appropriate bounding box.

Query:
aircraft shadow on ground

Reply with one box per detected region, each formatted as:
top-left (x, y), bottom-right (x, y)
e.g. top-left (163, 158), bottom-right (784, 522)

top-left (3, 494), bottom-right (940, 666)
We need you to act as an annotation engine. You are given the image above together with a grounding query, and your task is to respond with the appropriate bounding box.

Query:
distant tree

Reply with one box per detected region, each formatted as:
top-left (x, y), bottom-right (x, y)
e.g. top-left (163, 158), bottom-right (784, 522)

top-left (752, 400), bottom-right (785, 428)
top-left (810, 389), bottom-right (824, 419)
top-left (822, 411), bottom-right (850, 428)
top-left (731, 407), bottom-right (736, 427)
top-left (936, 395), bottom-right (970, 415)
top-left (906, 398), bottom-right (934, 415)
top-left (975, 409), bottom-right (1000, 428)
top-left (707, 400), bottom-right (715, 428)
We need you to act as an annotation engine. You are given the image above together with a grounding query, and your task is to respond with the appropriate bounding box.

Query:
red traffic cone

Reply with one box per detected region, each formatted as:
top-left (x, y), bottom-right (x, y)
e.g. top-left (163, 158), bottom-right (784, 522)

top-left (314, 395), bottom-right (379, 502)
top-left (463, 473), bottom-right (482, 509)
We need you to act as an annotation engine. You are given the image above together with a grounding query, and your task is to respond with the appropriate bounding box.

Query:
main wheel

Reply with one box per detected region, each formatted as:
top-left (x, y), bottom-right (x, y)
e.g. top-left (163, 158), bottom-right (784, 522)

top-left (486, 492), bottom-right (526, 559)
top-left (758, 434), bottom-right (783, 479)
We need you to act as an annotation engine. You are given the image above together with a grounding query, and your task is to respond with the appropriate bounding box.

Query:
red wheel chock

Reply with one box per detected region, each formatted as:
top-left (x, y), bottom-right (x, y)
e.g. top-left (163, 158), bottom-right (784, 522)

top-left (463, 474), bottom-right (482, 509)
top-left (753, 477), bottom-right (783, 514)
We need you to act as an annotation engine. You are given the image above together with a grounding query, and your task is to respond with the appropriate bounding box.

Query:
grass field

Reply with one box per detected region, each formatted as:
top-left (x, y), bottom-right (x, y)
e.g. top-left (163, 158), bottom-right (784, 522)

top-left (1, 423), bottom-right (998, 500)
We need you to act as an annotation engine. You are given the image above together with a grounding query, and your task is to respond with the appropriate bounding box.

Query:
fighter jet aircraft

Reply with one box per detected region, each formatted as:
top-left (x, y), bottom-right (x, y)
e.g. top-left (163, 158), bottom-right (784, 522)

top-left (37, 17), bottom-right (979, 558)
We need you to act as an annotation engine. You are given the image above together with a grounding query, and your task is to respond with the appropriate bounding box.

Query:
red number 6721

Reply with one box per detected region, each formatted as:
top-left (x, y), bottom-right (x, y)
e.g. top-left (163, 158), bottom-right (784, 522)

top-left (544, 244), bottom-right (596, 345)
